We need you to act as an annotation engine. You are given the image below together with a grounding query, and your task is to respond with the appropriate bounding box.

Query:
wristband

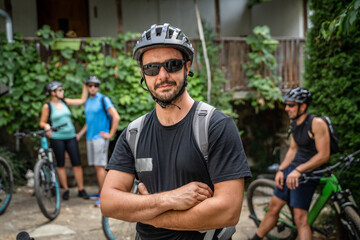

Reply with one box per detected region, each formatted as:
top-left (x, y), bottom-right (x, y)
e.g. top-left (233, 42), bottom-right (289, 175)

top-left (77, 133), bottom-right (82, 137)
top-left (294, 168), bottom-right (302, 174)
top-left (277, 169), bottom-right (284, 172)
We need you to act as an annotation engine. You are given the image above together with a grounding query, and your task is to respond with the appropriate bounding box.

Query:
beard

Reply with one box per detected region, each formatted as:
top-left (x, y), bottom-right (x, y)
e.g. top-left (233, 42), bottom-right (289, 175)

top-left (150, 78), bottom-right (184, 103)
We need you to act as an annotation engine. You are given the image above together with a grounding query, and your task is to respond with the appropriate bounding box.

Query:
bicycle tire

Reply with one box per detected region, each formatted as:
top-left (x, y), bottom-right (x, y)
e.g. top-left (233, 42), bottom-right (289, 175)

top-left (102, 215), bottom-right (137, 240)
top-left (0, 157), bottom-right (13, 215)
top-left (102, 181), bottom-right (139, 239)
top-left (343, 205), bottom-right (360, 239)
top-left (34, 158), bottom-right (61, 220)
top-left (247, 179), bottom-right (297, 240)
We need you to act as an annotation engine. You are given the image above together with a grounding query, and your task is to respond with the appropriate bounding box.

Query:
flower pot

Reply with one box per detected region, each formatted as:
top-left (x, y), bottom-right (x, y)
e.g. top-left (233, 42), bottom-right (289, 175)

top-left (51, 39), bottom-right (81, 50)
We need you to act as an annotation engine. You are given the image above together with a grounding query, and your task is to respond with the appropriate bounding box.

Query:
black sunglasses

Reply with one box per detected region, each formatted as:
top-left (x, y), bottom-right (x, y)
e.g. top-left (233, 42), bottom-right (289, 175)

top-left (285, 103), bottom-right (297, 108)
top-left (142, 59), bottom-right (186, 76)
top-left (87, 84), bottom-right (99, 88)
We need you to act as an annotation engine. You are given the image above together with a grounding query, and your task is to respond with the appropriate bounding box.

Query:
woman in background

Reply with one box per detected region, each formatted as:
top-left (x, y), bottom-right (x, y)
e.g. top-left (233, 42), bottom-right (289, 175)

top-left (39, 80), bottom-right (89, 200)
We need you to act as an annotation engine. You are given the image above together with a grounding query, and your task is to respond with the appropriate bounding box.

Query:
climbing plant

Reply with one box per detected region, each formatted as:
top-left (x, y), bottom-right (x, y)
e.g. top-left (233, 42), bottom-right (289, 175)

top-left (0, 24), bottom-right (233, 133)
top-left (242, 25), bottom-right (282, 113)
top-left (304, 0), bottom-right (360, 203)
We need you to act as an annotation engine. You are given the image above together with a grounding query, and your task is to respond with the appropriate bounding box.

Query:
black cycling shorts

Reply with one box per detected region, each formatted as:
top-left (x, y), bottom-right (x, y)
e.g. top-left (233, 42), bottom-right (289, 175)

top-left (50, 137), bottom-right (81, 167)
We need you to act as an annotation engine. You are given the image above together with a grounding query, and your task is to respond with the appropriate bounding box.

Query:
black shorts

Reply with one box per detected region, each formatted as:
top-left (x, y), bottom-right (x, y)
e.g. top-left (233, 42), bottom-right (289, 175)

top-left (50, 137), bottom-right (81, 167)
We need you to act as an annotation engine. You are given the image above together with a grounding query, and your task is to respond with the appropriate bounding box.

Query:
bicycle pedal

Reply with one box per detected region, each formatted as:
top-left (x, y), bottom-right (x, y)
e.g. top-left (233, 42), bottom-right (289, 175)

top-left (277, 223), bottom-right (286, 232)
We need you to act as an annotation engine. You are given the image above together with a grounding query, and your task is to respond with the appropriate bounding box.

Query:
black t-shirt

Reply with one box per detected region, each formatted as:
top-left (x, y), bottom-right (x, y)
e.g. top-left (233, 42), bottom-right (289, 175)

top-left (107, 101), bottom-right (251, 240)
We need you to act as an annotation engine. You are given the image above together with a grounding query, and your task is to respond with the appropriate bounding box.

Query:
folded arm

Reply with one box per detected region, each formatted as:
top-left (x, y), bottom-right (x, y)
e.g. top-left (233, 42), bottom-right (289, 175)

top-left (141, 178), bottom-right (244, 231)
top-left (101, 170), bottom-right (213, 223)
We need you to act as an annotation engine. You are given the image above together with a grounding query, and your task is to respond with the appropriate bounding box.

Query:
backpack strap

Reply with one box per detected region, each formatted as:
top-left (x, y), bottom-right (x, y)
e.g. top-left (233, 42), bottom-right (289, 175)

top-left (307, 114), bottom-right (315, 137)
top-left (46, 102), bottom-right (52, 125)
top-left (193, 101), bottom-right (216, 163)
top-left (101, 95), bottom-right (111, 120)
top-left (126, 114), bottom-right (148, 160)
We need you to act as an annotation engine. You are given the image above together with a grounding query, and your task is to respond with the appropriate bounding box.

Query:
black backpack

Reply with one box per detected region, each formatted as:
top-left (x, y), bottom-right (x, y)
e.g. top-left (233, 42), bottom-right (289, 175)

top-left (125, 101), bottom-right (236, 239)
top-left (126, 101), bottom-right (215, 162)
top-left (308, 114), bottom-right (339, 154)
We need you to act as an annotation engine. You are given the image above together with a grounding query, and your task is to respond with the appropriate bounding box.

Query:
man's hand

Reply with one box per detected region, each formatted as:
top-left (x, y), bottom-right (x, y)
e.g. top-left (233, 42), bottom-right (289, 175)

top-left (286, 169), bottom-right (301, 190)
top-left (100, 131), bottom-right (112, 139)
top-left (139, 181), bottom-right (213, 211)
top-left (275, 171), bottom-right (284, 190)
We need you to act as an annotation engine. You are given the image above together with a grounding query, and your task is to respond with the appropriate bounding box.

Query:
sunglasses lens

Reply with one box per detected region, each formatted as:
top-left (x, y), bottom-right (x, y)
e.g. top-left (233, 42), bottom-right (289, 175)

top-left (143, 59), bottom-right (185, 76)
top-left (143, 63), bottom-right (161, 76)
top-left (164, 59), bottom-right (184, 73)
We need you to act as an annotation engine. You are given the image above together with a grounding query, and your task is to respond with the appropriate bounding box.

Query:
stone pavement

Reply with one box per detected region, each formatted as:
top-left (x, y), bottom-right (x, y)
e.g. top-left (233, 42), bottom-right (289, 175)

top-left (0, 185), bottom-right (257, 240)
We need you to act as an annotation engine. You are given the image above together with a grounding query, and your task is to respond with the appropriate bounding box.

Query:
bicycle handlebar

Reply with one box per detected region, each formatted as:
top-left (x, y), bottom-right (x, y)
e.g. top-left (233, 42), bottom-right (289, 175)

top-left (14, 123), bottom-right (67, 138)
top-left (302, 149), bottom-right (360, 181)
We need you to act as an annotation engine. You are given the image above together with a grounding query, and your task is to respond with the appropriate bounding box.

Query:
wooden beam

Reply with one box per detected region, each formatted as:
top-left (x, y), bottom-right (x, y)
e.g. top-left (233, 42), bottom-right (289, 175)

top-left (116, 0), bottom-right (123, 34)
top-left (215, 0), bottom-right (221, 38)
top-left (4, 0), bottom-right (12, 18)
top-left (303, 0), bottom-right (308, 37)
top-left (194, 0), bottom-right (212, 103)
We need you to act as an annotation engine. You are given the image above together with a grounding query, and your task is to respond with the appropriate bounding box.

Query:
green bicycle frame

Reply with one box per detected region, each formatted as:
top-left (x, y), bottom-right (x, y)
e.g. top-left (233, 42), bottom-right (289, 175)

top-left (307, 174), bottom-right (341, 225)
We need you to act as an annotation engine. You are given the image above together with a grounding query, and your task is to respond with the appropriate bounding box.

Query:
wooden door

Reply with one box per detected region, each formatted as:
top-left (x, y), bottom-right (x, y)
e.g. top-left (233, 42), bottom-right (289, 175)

top-left (37, 0), bottom-right (89, 37)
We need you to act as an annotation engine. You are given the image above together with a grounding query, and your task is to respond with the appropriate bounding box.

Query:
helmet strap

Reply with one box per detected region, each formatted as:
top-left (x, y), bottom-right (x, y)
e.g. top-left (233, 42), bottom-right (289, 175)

top-left (291, 103), bottom-right (307, 120)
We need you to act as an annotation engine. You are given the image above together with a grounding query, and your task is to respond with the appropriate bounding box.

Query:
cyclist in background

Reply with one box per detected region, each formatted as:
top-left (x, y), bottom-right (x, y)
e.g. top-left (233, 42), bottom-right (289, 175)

top-left (101, 23), bottom-right (251, 240)
top-left (250, 87), bottom-right (331, 240)
top-left (76, 76), bottom-right (120, 207)
top-left (39, 81), bottom-right (89, 200)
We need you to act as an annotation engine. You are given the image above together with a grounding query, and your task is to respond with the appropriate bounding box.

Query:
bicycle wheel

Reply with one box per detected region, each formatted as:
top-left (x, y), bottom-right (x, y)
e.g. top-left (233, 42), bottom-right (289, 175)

top-left (0, 157), bottom-right (13, 215)
top-left (247, 179), bottom-right (297, 240)
top-left (34, 158), bottom-right (60, 220)
top-left (102, 215), bottom-right (137, 240)
top-left (343, 205), bottom-right (360, 239)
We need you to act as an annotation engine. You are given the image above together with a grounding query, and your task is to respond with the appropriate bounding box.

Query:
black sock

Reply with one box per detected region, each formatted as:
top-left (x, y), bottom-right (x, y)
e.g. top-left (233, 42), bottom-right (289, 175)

top-left (250, 233), bottom-right (263, 240)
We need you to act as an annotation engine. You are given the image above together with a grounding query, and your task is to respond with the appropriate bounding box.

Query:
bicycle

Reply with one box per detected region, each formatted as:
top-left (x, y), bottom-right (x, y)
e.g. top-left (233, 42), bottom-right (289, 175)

top-left (247, 149), bottom-right (360, 240)
top-left (102, 180), bottom-right (139, 240)
top-left (0, 156), bottom-right (13, 215)
top-left (14, 123), bottom-right (66, 220)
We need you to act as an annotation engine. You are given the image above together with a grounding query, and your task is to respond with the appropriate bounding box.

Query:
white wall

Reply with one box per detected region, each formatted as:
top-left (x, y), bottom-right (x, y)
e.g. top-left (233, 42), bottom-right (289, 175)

top-left (220, 0), bottom-right (251, 37)
top-left (0, 0), bottom-right (37, 37)
top-left (251, 0), bottom-right (304, 37)
top-left (11, 0), bottom-right (37, 37)
top-left (0, 0), bottom-right (305, 38)
top-left (121, 0), bottom-right (251, 38)
top-left (88, 0), bottom-right (118, 37)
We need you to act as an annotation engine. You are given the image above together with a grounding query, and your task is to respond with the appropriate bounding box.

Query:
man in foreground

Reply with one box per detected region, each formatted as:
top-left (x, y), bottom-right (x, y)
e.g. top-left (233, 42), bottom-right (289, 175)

top-left (101, 23), bottom-right (251, 240)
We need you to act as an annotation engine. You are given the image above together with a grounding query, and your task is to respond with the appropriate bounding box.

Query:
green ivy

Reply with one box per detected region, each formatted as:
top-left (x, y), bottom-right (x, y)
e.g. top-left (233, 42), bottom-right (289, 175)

top-left (1, 24), bottom-right (234, 133)
top-left (304, 0), bottom-right (360, 204)
top-left (320, 0), bottom-right (360, 40)
top-left (242, 25), bottom-right (282, 113)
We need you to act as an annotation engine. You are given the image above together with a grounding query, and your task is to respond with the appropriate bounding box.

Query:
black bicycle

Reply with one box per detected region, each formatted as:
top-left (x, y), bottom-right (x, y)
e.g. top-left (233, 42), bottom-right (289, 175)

top-left (14, 124), bottom-right (66, 220)
top-left (247, 149), bottom-right (360, 240)
top-left (0, 156), bottom-right (13, 215)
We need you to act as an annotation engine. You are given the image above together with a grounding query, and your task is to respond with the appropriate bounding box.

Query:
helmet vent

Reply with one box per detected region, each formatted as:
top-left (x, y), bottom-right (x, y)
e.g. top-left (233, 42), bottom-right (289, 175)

top-left (156, 27), bottom-right (162, 36)
top-left (146, 31), bottom-right (151, 40)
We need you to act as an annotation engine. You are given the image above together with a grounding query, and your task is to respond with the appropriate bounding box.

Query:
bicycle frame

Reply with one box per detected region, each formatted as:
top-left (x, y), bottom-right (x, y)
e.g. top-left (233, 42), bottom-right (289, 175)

top-left (308, 174), bottom-right (341, 225)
